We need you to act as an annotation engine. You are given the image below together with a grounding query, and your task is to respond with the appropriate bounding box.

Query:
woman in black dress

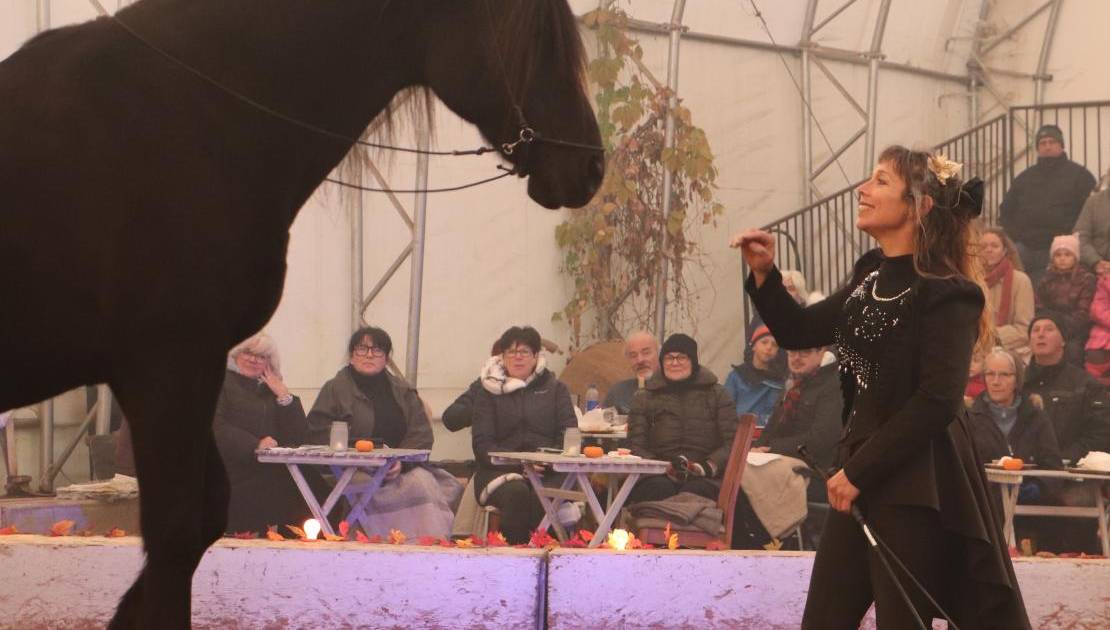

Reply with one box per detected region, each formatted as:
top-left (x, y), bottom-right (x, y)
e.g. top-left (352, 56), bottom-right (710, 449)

top-left (734, 146), bottom-right (1030, 629)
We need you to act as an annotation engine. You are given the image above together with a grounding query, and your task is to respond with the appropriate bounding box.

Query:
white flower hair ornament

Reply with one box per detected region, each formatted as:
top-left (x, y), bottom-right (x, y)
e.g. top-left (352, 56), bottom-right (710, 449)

top-left (927, 154), bottom-right (962, 185)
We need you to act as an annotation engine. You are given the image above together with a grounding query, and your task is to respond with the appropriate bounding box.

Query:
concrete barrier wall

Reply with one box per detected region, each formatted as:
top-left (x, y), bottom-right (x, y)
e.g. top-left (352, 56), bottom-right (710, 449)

top-left (1, 538), bottom-right (1108, 629)
top-left (0, 536), bottom-right (546, 629)
top-left (546, 549), bottom-right (1110, 630)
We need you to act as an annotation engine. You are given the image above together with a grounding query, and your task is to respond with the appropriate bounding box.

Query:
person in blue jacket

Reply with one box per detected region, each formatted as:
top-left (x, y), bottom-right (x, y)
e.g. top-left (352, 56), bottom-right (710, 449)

top-left (724, 324), bottom-right (784, 428)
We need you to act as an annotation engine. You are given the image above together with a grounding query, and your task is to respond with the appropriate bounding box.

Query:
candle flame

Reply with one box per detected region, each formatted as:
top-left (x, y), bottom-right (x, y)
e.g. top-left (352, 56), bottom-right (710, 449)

top-left (607, 528), bottom-right (630, 551)
top-left (303, 519), bottom-right (321, 541)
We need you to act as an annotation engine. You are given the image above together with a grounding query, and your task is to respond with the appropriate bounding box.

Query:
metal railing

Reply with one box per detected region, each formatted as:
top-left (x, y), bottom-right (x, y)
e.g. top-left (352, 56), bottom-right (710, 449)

top-left (741, 114), bottom-right (1008, 324)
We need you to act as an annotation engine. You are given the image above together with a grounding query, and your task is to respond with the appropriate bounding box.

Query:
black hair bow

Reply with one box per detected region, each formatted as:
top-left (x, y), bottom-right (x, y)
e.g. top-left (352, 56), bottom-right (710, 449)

top-left (956, 177), bottom-right (984, 217)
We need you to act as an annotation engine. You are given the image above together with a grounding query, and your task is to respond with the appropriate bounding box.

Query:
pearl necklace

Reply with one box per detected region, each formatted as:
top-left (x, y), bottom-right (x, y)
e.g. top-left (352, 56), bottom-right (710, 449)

top-left (871, 280), bottom-right (911, 302)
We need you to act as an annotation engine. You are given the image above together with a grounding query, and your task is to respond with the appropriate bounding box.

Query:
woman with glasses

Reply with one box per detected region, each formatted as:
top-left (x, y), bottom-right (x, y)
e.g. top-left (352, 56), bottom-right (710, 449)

top-left (308, 326), bottom-right (459, 538)
top-left (967, 347), bottom-right (1062, 469)
top-left (471, 325), bottom-right (576, 544)
top-left (626, 333), bottom-right (738, 505)
top-left (214, 332), bottom-right (320, 534)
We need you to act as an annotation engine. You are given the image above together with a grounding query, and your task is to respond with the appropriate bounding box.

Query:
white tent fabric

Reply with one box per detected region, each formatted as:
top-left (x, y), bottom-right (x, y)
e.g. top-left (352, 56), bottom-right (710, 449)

top-left (3, 2), bottom-right (1110, 457)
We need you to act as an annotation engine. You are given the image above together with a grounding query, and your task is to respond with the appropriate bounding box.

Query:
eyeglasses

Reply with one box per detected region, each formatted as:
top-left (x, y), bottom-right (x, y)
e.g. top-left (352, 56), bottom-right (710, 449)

top-left (353, 344), bottom-right (386, 357)
top-left (984, 371), bottom-right (1015, 379)
top-left (503, 348), bottom-right (536, 358)
top-left (240, 351), bottom-right (268, 362)
top-left (662, 353), bottom-right (690, 364)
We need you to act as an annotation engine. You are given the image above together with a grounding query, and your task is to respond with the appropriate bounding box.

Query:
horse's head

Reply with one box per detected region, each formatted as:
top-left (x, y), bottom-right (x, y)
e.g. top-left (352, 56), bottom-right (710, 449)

top-left (424, 0), bottom-right (604, 209)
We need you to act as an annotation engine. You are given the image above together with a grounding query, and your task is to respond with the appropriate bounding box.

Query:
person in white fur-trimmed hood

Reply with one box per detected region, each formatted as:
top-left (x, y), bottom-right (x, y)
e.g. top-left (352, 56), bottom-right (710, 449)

top-left (470, 325), bottom-right (577, 544)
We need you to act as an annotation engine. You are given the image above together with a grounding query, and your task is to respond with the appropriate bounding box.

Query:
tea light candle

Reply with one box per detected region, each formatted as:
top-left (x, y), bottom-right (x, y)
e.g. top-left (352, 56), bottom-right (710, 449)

top-left (303, 518), bottom-right (321, 541)
top-left (607, 528), bottom-right (630, 551)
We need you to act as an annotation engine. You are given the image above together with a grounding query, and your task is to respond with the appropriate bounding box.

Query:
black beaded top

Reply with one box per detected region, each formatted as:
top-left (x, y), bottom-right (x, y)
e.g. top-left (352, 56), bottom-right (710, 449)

top-left (835, 254), bottom-right (916, 394)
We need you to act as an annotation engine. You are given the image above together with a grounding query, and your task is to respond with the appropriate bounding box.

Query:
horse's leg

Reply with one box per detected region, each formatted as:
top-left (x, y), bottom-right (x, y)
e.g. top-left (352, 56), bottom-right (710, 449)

top-left (106, 347), bottom-right (228, 630)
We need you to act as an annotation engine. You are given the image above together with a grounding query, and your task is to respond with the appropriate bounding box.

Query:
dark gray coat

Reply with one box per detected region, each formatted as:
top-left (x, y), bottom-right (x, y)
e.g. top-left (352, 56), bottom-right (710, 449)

top-left (213, 370), bottom-right (307, 485)
top-left (471, 369), bottom-right (576, 468)
top-left (307, 367), bottom-right (432, 449)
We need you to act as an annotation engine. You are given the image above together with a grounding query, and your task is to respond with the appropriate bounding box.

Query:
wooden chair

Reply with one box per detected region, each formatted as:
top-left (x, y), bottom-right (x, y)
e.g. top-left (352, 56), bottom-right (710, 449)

top-left (634, 413), bottom-right (757, 549)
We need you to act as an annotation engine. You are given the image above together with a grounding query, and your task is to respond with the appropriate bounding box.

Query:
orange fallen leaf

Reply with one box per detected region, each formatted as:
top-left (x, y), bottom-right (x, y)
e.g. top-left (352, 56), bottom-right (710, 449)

top-left (0, 526), bottom-right (19, 535)
top-left (232, 531), bottom-right (258, 540)
top-left (322, 532), bottom-right (344, 542)
top-left (578, 530), bottom-right (594, 543)
top-left (455, 537), bottom-right (474, 548)
top-left (388, 529), bottom-right (406, 545)
top-left (417, 535), bottom-right (439, 546)
top-left (285, 524), bottom-right (308, 540)
top-left (338, 520), bottom-right (350, 539)
top-left (667, 532), bottom-right (679, 550)
top-left (265, 526), bottom-right (284, 542)
top-left (106, 527), bottom-right (126, 538)
top-left (705, 540), bottom-right (728, 551)
top-left (49, 520), bottom-right (75, 537)
top-left (486, 531), bottom-right (508, 547)
top-left (355, 530), bottom-right (371, 543)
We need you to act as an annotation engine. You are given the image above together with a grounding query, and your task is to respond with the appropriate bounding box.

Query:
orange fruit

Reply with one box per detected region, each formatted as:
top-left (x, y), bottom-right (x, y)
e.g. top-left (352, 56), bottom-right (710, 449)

top-left (583, 446), bottom-right (604, 458)
top-left (1001, 457), bottom-right (1024, 471)
top-left (355, 440), bottom-right (374, 452)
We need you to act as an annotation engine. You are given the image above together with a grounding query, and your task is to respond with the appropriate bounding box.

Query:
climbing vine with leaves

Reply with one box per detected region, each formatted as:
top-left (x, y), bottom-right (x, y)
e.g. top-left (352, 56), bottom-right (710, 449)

top-left (554, 7), bottom-right (723, 350)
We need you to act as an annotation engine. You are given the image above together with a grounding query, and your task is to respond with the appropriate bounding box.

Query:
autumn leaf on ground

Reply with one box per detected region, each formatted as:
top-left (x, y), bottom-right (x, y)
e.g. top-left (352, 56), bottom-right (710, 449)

top-left (338, 521), bottom-right (350, 540)
top-left (667, 532), bottom-right (680, 550)
top-left (0, 525), bottom-right (19, 535)
top-left (561, 536), bottom-right (587, 548)
top-left (232, 531), bottom-right (257, 540)
top-left (763, 538), bottom-right (783, 551)
top-left (106, 527), bottom-right (127, 538)
top-left (455, 537), bottom-right (475, 549)
top-left (265, 526), bottom-right (284, 542)
top-left (49, 520), bottom-right (75, 537)
top-left (705, 540), bottom-right (728, 551)
top-left (355, 530), bottom-right (371, 543)
top-left (417, 535), bottom-right (439, 546)
top-left (578, 530), bottom-right (594, 543)
top-left (322, 532), bottom-right (345, 542)
top-left (528, 528), bottom-right (556, 549)
top-left (486, 531), bottom-right (508, 547)
top-left (77, 529), bottom-right (96, 537)
top-left (388, 529), bottom-right (406, 545)
top-left (367, 534), bottom-right (383, 544)
top-left (285, 524), bottom-right (308, 540)
top-left (439, 538), bottom-right (455, 548)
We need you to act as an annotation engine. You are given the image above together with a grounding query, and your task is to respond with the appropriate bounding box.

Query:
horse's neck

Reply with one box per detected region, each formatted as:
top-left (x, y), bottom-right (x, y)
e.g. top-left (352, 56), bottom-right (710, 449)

top-left (122, 0), bottom-right (423, 177)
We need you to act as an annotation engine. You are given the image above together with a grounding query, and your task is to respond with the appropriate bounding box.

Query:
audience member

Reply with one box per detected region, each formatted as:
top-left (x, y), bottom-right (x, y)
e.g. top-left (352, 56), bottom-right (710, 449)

top-left (603, 330), bottom-right (660, 414)
top-left (981, 227), bottom-right (1034, 359)
top-left (751, 347), bottom-right (843, 502)
top-left (1001, 124), bottom-right (1097, 280)
top-left (1073, 186), bottom-right (1110, 275)
top-left (1024, 314), bottom-right (1110, 463)
top-left (725, 325), bottom-right (784, 428)
top-left (743, 269), bottom-right (811, 371)
top-left (965, 350), bottom-right (986, 405)
top-left (470, 326), bottom-right (577, 544)
top-left (1085, 272), bottom-right (1110, 384)
top-left (214, 332), bottom-right (322, 534)
top-left (441, 339), bottom-right (502, 432)
top-left (1034, 233), bottom-right (1095, 361)
top-left (627, 334), bottom-right (738, 504)
top-left (308, 326), bottom-right (458, 538)
top-left (967, 347), bottom-right (1062, 469)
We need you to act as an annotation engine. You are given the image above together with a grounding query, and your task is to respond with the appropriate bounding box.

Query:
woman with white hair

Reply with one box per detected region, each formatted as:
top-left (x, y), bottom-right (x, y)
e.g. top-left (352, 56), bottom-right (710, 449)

top-left (213, 332), bottom-right (318, 534)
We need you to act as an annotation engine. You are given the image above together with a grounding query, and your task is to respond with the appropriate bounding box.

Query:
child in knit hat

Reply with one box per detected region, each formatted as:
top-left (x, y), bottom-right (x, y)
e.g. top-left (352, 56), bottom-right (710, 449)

top-left (1035, 233), bottom-right (1096, 363)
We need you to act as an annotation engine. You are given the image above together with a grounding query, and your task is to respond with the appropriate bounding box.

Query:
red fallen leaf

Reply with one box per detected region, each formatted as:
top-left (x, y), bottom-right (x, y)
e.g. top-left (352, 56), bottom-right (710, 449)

top-left (467, 535), bottom-right (484, 548)
top-left (561, 537), bottom-right (587, 548)
top-left (338, 520), bottom-right (350, 539)
top-left (49, 520), bottom-right (75, 537)
top-left (105, 527), bottom-right (126, 538)
top-left (368, 534), bottom-right (383, 544)
top-left (355, 530), bottom-right (371, 544)
top-left (232, 531), bottom-right (258, 540)
top-left (528, 528), bottom-right (556, 549)
top-left (0, 526), bottom-right (19, 535)
top-left (578, 530), bottom-right (594, 543)
top-left (486, 531), bottom-right (508, 547)
top-left (417, 535), bottom-right (439, 546)
top-left (388, 529), bottom-right (406, 545)
top-left (439, 538), bottom-right (454, 548)
top-left (265, 526), bottom-right (285, 542)
top-left (705, 540), bottom-right (728, 551)
top-left (285, 524), bottom-right (308, 540)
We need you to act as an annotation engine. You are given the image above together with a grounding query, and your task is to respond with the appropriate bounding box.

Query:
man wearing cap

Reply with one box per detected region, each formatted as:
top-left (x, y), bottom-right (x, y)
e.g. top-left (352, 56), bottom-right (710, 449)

top-left (603, 330), bottom-right (660, 414)
top-left (1001, 124), bottom-right (1097, 281)
top-left (626, 333), bottom-right (738, 503)
top-left (1024, 312), bottom-right (1110, 463)
top-left (724, 325), bottom-right (784, 428)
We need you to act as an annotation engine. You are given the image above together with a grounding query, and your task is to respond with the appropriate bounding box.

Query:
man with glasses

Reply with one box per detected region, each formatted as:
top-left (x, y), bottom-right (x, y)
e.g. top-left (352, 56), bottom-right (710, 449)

top-left (603, 330), bottom-right (660, 414)
top-left (626, 333), bottom-right (738, 504)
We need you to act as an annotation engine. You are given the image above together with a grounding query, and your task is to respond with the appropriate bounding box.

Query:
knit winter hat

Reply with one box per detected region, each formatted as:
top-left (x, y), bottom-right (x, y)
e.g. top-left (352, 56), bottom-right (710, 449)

top-left (1049, 233), bottom-right (1079, 260)
top-left (660, 333), bottom-right (699, 372)
top-left (749, 325), bottom-right (772, 346)
top-left (1036, 124), bottom-right (1064, 147)
top-left (1029, 311), bottom-right (1070, 342)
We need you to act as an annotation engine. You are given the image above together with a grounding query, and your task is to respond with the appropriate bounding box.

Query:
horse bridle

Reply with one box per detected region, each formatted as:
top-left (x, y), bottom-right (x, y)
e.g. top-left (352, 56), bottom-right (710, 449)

top-left (92, 2), bottom-right (604, 194)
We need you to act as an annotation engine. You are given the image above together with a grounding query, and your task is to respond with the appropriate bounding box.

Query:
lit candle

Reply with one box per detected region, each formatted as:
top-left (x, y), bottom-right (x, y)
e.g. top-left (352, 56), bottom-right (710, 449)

top-left (303, 518), bottom-right (321, 541)
top-left (607, 528), bottom-right (630, 551)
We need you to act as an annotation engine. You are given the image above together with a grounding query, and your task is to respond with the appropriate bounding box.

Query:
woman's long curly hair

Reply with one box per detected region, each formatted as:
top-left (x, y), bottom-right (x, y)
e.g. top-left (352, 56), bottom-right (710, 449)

top-left (878, 145), bottom-right (993, 354)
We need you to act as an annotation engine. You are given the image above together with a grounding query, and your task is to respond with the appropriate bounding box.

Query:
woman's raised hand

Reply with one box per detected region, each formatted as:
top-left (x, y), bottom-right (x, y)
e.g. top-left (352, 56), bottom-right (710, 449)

top-left (729, 228), bottom-right (776, 282)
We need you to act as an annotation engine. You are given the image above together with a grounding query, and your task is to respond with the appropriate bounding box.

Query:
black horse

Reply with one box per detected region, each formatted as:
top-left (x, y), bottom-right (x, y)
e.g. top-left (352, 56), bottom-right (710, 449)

top-left (0, 1), bottom-right (602, 627)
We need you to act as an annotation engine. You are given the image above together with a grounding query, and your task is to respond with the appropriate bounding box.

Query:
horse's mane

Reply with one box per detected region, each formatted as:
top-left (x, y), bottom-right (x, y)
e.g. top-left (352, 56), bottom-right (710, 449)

top-left (336, 0), bottom-right (587, 193)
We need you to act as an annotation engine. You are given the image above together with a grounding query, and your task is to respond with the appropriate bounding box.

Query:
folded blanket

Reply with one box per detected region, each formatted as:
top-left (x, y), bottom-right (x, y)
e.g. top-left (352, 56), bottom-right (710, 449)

top-left (627, 492), bottom-right (723, 536)
top-left (740, 455), bottom-right (808, 539)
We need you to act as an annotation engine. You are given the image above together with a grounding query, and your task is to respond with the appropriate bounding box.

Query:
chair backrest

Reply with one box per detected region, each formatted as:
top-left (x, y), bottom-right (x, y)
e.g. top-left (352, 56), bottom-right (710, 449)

top-left (717, 413), bottom-right (757, 547)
